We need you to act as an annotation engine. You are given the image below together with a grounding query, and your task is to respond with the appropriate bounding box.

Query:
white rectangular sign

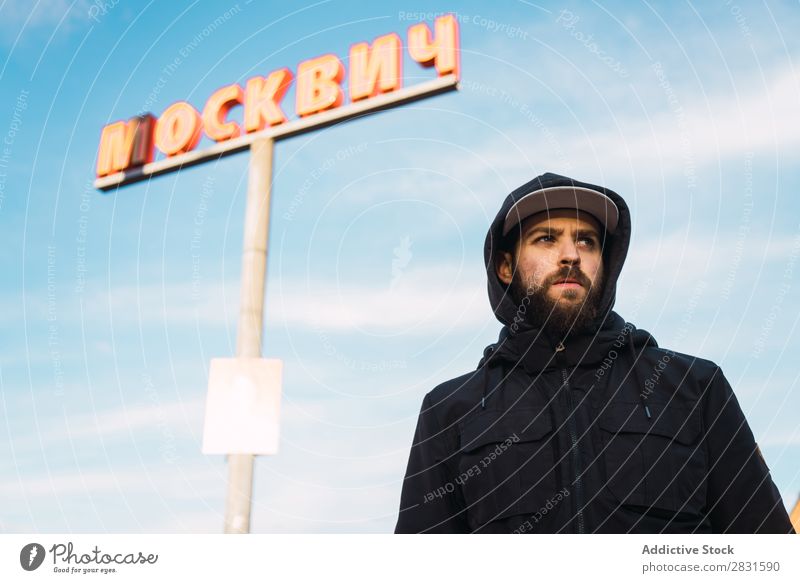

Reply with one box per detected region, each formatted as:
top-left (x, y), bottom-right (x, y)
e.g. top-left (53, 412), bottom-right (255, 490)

top-left (202, 358), bottom-right (283, 455)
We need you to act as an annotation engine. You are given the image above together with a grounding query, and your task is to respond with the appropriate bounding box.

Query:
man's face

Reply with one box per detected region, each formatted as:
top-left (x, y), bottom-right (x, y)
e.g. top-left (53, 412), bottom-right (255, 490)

top-left (496, 209), bottom-right (605, 335)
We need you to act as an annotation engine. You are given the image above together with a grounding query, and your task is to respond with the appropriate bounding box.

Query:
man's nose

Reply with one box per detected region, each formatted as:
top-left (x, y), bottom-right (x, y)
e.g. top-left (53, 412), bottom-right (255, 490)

top-left (558, 238), bottom-right (581, 265)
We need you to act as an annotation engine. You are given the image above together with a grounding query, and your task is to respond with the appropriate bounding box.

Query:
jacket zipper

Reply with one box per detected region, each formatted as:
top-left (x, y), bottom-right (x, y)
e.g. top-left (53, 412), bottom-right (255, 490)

top-left (558, 345), bottom-right (585, 534)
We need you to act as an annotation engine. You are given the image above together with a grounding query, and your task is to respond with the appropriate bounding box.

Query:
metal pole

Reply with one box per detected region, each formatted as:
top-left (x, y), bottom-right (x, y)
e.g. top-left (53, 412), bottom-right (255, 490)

top-left (224, 137), bottom-right (274, 533)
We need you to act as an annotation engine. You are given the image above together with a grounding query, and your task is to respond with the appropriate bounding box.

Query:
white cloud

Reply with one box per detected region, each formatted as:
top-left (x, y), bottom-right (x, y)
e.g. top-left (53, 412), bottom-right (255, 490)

top-left (621, 229), bottom-right (800, 296)
top-left (0, 463), bottom-right (223, 499)
top-left (68, 262), bottom-right (492, 335)
top-left (759, 432), bottom-right (800, 448)
top-left (417, 62), bottom-right (800, 202)
top-left (9, 396), bottom-right (206, 454)
top-left (2, 393), bottom-right (414, 533)
top-left (0, 0), bottom-right (93, 42)
top-left (272, 264), bottom-right (488, 333)
top-left (565, 66), bottom-right (800, 169)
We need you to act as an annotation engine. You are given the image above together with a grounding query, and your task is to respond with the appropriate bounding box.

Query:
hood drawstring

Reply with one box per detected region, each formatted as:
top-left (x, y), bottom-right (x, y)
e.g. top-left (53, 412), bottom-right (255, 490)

top-left (628, 339), bottom-right (652, 420)
top-left (478, 327), bottom-right (513, 409)
top-left (479, 344), bottom-right (505, 409)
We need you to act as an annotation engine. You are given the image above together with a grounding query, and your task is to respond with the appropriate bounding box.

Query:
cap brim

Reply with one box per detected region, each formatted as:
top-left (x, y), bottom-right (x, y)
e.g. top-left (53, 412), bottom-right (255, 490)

top-left (502, 186), bottom-right (619, 236)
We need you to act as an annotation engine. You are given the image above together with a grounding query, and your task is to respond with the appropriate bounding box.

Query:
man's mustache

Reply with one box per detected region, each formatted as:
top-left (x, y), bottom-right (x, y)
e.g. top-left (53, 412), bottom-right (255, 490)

top-left (545, 267), bottom-right (593, 289)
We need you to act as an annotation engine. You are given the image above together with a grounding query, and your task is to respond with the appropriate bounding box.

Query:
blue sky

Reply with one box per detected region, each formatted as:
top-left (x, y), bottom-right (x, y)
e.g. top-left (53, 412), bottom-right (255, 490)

top-left (1, 0), bottom-right (799, 533)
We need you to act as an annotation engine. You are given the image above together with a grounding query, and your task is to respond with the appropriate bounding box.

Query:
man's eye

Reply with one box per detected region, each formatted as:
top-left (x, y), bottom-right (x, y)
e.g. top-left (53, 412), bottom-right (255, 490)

top-left (577, 237), bottom-right (597, 247)
top-left (534, 235), bottom-right (555, 243)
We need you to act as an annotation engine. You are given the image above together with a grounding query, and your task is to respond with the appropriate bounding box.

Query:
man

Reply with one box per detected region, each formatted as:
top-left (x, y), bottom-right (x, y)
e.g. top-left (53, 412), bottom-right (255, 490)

top-left (395, 172), bottom-right (795, 534)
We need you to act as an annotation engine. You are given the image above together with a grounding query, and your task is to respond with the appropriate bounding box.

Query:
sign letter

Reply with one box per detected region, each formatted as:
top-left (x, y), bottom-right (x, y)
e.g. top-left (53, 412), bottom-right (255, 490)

top-left (244, 68), bottom-right (293, 132)
top-left (349, 33), bottom-right (402, 102)
top-left (295, 54), bottom-right (345, 117)
top-left (96, 115), bottom-right (155, 177)
top-left (203, 84), bottom-right (244, 142)
top-left (408, 14), bottom-right (460, 79)
top-left (155, 101), bottom-right (202, 156)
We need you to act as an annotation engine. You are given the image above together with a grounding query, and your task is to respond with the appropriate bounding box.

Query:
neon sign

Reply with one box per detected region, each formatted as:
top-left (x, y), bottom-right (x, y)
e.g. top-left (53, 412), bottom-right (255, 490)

top-left (95, 15), bottom-right (460, 180)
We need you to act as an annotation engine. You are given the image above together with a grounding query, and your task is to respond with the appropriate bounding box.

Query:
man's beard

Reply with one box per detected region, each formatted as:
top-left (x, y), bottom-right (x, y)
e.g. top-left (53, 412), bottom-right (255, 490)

top-left (510, 265), bottom-right (604, 338)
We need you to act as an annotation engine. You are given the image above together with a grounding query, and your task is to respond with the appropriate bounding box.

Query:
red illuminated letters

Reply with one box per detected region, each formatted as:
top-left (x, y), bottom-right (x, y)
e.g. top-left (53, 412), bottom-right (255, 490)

top-left (203, 84), bottom-right (244, 142)
top-left (96, 115), bottom-right (155, 177)
top-left (408, 14), bottom-right (460, 78)
top-left (244, 68), bottom-right (293, 132)
top-left (155, 102), bottom-right (202, 155)
top-left (96, 15), bottom-right (460, 178)
top-left (349, 33), bottom-right (402, 102)
top-left (295, 54), bottom-right (345, 117)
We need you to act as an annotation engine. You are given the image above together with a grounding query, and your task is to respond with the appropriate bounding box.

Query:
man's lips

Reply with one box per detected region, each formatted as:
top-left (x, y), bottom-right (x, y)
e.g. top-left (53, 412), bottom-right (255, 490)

top-left (552, 278), bottom-right (583, 287)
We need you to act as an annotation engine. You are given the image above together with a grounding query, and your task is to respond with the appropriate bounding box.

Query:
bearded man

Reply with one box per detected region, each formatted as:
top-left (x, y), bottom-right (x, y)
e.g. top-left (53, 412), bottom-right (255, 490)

top-left (395, 172), bottom-right (795, 534)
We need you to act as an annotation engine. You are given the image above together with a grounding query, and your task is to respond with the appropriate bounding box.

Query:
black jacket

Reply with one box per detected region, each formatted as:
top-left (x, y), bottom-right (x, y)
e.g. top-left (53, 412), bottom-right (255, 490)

top-left (395, 172), bottom-right (795, 534)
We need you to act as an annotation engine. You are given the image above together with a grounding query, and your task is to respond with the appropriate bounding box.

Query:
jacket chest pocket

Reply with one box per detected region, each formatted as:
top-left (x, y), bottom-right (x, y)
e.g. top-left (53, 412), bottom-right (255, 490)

top-left (599, 402), bottom-right (707, 516)
top-left (457, 407), bottom-right (557, 530)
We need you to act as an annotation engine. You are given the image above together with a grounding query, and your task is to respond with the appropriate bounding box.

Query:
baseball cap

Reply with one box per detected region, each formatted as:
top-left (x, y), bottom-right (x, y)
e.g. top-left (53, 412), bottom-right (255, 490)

top-left (502, 185), bottom-right (619, 237)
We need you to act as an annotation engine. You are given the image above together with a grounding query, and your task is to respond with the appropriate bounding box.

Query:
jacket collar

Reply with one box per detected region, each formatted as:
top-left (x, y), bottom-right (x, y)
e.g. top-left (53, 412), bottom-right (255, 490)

top-left (492, 311), bottom-right (634, 373)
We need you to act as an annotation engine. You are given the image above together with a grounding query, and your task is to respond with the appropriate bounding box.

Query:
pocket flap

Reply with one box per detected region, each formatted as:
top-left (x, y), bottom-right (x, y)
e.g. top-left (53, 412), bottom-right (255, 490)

top-left (599, 401), bottom-right (701, 445)
top-left (459, 408), bottom-right (552, 452)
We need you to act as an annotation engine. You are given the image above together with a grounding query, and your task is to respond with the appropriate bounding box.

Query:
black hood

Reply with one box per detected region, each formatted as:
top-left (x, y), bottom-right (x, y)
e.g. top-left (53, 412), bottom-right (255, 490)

top-left (480, 172), bottom-right (656, 371)
top-left (485, 172), bottom-right (630, 329)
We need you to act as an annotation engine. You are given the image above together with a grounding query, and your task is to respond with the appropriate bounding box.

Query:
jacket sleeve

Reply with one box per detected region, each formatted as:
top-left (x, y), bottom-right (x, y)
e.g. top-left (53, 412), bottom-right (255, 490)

top-left (702, 367), bottom-right (795, 533)
top-left (394, 393), bottom-right (469, 533)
